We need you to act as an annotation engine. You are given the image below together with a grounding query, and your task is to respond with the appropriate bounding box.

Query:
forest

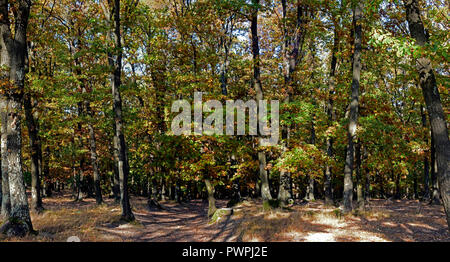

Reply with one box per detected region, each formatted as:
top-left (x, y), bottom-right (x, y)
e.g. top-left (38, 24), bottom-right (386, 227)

top-left (0, 0), bottom-right (449, 242)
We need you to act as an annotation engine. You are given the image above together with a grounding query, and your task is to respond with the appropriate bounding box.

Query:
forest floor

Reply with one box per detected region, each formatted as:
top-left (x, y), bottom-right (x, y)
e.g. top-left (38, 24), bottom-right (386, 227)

top-left (0, 191), bottom-right (449, 242)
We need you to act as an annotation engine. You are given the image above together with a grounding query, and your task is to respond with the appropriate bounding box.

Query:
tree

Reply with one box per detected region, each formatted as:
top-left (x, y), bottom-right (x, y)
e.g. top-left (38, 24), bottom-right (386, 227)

top-left (403, 0), bottom-right (450, 229)
top-left (0, 0), bottom-right (34, 236)
top-left (250, 0), bottom-right (272, 203)
top-left (24, 94), bottom-right (44, 212)
top-left (104, 0), bottom-right (134, 221)
top-left (278, 0), bottom-right (310, 206)
top-left (343, 1), bottom-right (363, 213)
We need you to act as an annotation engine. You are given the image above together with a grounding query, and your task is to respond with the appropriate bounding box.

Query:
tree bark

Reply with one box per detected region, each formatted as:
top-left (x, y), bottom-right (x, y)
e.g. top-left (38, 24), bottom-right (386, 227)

top-left (86, 102), bottom-right (102, 205)
top-left (324, 18), bottom-right (338, 206)
top-left (205, 178), bottom-right (217, 218)
top-left (108, 0), bottom-right (134, 221)
top-left (24, 94), bottom-right (43, 212)
top-left (343, 2), bottom-right (362, 213)
top-left (420, 105), bottom-right (430, 200)
top-left (356, 141), bottom-right (364, 209)
top-left (306, 117), bottom-right (316, 201)
top-left (251, 0), bottom-right (272, 202)
top-left (404, 0), bottom-right (450, 229)
top-left (0, 0), bottom-right (33, 236)
top-left (430, 132), bottom-right (441, 205)
top-left (0, 100), bottom-right (10, 218)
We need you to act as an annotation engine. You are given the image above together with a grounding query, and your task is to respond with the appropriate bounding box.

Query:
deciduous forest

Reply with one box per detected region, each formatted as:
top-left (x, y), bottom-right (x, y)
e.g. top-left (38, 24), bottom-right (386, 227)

top-left (0, 0), bottom-right (449, 242)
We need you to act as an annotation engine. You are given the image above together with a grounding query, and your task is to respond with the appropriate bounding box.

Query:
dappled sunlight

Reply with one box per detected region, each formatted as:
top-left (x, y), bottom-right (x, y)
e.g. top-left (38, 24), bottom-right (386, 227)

top-left (1, 193), bottom-right (448, 242)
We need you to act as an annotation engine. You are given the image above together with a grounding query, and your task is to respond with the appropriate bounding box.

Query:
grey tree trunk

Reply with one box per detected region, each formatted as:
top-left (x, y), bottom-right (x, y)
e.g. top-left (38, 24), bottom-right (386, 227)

top-left (86, 102), bottom-right (102, 205)
top-left (420, 105), bottom-right (430, 200)
top-left (430, 132), bottom-right (441, 205)
top-left (205, 178), bottom-right (217, 218)
top-left (251, 0), bottom-right (272, 202)
top-left (343, 2), bottom-right (362, 213)
top-left (24, 94), bottom-right (43, 212)
top-left (0, 101), bottom-right (10, 218)
top-left (404, 0), bottom-right (450, 229)
top-left (305, 176), bottom-right (315, 201)
top-left (306, 117), bottom-right (316, 201)
top-left (356, 141), bottom-right (364, 209)
top-left (75, 102), bottom-right (85, 201)
top-left (111, 143), bottom-right (120, 202)
top-left (0, 0), bottom-right (33, 236)
top-left (107, 0), bottom-right (134, 221)
top-left (325, 20), bottom-right (338, 206)
top-left (219, 14), bottom-right (234, 96)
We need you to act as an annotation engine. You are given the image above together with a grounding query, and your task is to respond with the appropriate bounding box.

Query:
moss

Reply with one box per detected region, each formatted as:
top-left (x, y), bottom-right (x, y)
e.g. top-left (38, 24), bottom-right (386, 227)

top-left (209, 208), bottom-right (233, 224)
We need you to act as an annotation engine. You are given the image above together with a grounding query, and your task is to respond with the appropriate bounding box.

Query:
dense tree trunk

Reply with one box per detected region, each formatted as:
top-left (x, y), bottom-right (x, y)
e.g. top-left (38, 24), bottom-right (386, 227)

top-left (161, 177), bottom-right (166, 201)
top-left (106, 0), bottom-right (134, 221)
top-left (404, 0), bottom-right (450, 229)
top-left (251, 0), bottom-right (271, 202)
top-left (306, 118), bottom-right (316, 201)
top-left (205, 178), bottom-right (217, 218)
top-left (324, 19), bottom-right (338, 206)
top-left (343, 2), bottom-right (362, 213)
top-left (175, 179), bottom-right (181, 203)
top-left (110, 143), bottom-right (120, 202)
top-left (75, 102), bottom-right (86, 201)
top-left (24, 95), bottom-right (43, 212)
top-left (305, 176), bottom-right (315, 201)
top-left (394, 170), bottom-right (401, 200)
top-left (75, 69), bottom-right (102, 203)
top-left (0, 0), bottom-right (33, 236)
top-left (42, 146), bottom-right (51, 198)
top-left (86, 102), bottom-right (102, 205)
top-left (430, 133), bottom-right (441, 205)
top-left (0, 101), bottom-right (10, 218)
top-left (420, 105), bottom-right (430, 200)
top-left (356, 141), bottom-right (364, 209)
top-left (147, 178), bottom-right (162, 210)
top-left (365, 167), bottom-right (370, 201)
top-left (219, 14), bottom-right (234, 96)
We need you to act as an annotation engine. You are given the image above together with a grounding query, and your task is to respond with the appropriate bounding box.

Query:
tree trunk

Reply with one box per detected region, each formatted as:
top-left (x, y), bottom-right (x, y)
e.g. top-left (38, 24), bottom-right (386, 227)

top-left (0, 0), bottom-right (33, 236)
top-left (343, 2), bottom-right (362, 213)
top-left (75, 102), bottom-right (85, 202)
top-left (420, 105), bottom-right (430, 200)
top-left (24, 95), bottom-right (43, 212)
top-left (205, 178), bottom-right (217, 218)
top-left (404, 0), bottom-right (450, 229)
top-left (325, 20), bottom-right (338, 206)
top-left (86, 101), bottom-right (102, 205)
top-left (306, 117), bottom-right (316, 201)
top-left (394, 170), bottom-right (401, 199)
top-left (0, 100), bottom-right (10, 218)
top-left (251, 0), bottom-right (272, 203)
top-left (430, 133), bottom-right (441, 205)
top-left (305, 176), bottom-right (315, 201)
top-left (356, 141), bottom-right (364, 209)
top-left (175, 179), bottom-right (181, 203)
top-left (107, 0), bottom-right (134, 221)
top-left (111, 144), bottom-right (120, 202)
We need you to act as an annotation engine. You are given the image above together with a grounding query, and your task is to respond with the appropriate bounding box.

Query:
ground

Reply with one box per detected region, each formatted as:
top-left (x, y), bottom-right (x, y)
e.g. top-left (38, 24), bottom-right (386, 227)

top-left (0, 191), bottom-right (449, 242)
